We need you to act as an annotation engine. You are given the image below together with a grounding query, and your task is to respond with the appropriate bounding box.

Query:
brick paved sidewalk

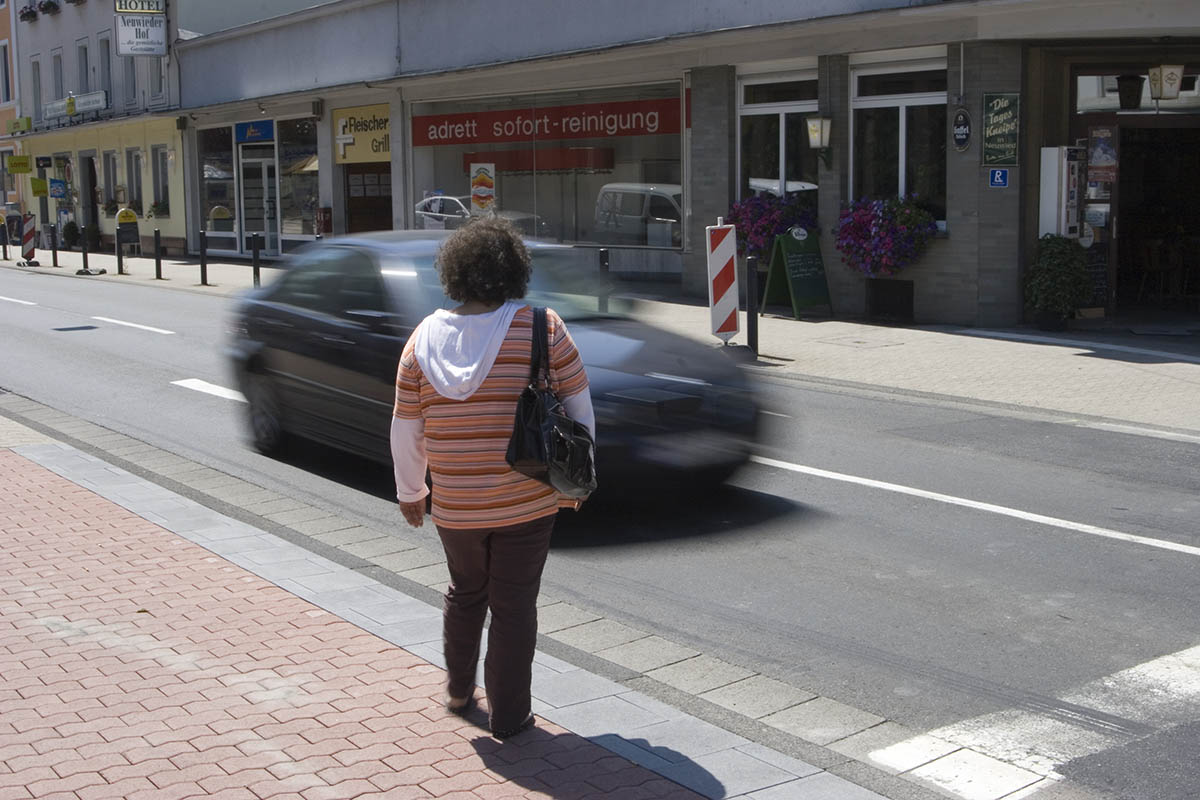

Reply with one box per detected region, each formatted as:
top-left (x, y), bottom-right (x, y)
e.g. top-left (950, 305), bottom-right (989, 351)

top-left (0, 448), bottom-right (701, 800)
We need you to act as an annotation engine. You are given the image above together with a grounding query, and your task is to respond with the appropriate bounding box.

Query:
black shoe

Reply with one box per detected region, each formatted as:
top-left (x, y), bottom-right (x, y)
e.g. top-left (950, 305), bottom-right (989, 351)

top-left (445, 695), bottom-right (477, 717)
top-left (492, 714), bottom-right (535, 740)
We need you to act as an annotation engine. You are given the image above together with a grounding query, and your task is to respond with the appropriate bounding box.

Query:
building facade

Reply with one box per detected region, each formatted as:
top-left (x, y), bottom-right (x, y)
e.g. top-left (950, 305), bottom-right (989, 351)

top-left (0, 2), bottom-right (23, 224)
top-left (176, 0), bottom-right (1200, 325)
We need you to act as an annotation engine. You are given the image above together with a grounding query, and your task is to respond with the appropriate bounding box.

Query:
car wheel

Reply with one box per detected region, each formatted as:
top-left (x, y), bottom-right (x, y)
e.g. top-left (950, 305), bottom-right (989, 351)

top-left (244, 372), bottom-right (287, 456)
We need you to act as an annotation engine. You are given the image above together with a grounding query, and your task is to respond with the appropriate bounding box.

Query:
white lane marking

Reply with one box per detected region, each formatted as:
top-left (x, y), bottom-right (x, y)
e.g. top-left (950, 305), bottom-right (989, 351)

top-left (0, 295), bottom-right (36, 305)
top-left (957, 328), bottom-right (1200, 366)
top-left (750, 455), bottom-right (1200, 557)
top-left (873, 644), bottom-right (1200, 786)
top-left (761, 410), bottom-right (792, 418)
top-left (91, 316), bottom-right (175, 335)
top-left (1084, 421), bottom-right (1200, 445)
top-left (171, 379), bottom-right (246, 403)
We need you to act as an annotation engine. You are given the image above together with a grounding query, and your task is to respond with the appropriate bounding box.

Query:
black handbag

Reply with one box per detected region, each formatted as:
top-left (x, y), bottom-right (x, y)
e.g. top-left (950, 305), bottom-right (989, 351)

top-left (505, 307), bottom-right (597, 499)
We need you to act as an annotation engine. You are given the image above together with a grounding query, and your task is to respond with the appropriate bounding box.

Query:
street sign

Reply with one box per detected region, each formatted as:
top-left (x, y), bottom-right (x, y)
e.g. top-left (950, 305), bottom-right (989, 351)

top-left (115, 0), bottom-right (165, 11)
top-left (762, 226), bottom-right (831, 319)
top-left (117, 209), bottom-right (140, 245)
top-left (116, 208), bottom-right (139, 224)
top-left (989, 168), bottom-right (1010, 188)
top-left (6, 155), bottom-right (31, 174)
top-left (49, 179), bottom-right (67, 199)
top-left (116, 13), bottom-right (167, 56)
top-left (30, 178), bottom-right (48, 197)
top-left (36, 156), bottom-right (52, 169)
top-left (705, 220), bottom-right (739, 343)
top-left (6, 117), bottom-right (31, 134)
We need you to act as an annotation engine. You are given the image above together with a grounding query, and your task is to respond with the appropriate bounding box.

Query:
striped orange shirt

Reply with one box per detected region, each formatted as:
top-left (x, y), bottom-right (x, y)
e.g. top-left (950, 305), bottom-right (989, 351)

top-left (394, 306), bottom-right (590, 530)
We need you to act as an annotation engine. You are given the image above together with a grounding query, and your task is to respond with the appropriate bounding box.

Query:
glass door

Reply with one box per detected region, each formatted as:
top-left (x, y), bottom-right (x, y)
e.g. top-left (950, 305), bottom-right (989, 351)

top-left (239, 145), bottom-right (279, 255)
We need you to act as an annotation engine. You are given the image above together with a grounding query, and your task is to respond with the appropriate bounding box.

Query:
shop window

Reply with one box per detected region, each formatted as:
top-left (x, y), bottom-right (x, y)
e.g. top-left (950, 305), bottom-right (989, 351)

top-left (743, 80), bottom-right (818, 105)
top-left (0, 43), bottom-right (10, 104)
top-left (737, 75), bottom-right (820, 217)
top-left (151, 145), bottom-right (169, 214)
top-left (410, 83), bottom-right (682, 247)
top-left (98, 37), bottom-right (112, 98)
top-left (52, 51), bottom-right (63, 100)
top-left (77, 42), bottom-right (89, 95)
top-left (150, 57), bottom-right (163, 98)
top-left (123, 56), bottom-right (136, 105)
top-left (125, 149), bottom-right (143, 214)
top-left (103, 151), bottom-right (117, 205)
top-left (0, 149), bottom-right (12, 193)
top-left (277, 117), bottom-right (319, 238)
top-left (852, 65), bottom-right (947, 222)
top-left (31, 60), bottom-right (41, 121)
top-left (198, 127), bottom-right (236, 240)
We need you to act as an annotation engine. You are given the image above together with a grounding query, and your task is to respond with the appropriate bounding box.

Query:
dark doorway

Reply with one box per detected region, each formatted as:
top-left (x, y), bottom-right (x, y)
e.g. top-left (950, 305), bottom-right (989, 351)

top-left (345, 163), bottom-right (393, 233)
top-left (82, 157), bottom-right (99, 230)
top-left (1116, 127), bottom-right (1200, 315)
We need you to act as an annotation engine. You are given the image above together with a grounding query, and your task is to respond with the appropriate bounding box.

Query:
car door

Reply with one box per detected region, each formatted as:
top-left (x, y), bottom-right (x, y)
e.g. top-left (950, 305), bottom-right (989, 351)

top-left (322, 247), bottom-right (411, 462)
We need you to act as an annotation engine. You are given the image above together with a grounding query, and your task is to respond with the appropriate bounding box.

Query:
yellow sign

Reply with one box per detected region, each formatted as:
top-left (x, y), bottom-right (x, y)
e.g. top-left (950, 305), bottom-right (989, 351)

top-left (7, 117), bottom-right (31, 134)
top-left (30, 178), bottom-right (48, 197)
top-left (333, 104), bottom-right (391, 164)
top-left (116, 208), bottom-right (139, 224)
top-left (6, 155), bottom-right (31, 174)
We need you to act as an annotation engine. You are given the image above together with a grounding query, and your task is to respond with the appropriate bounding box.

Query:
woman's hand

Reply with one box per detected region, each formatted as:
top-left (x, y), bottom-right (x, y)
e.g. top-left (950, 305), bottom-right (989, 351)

top-left (399, 500), bottom-right (425, 527)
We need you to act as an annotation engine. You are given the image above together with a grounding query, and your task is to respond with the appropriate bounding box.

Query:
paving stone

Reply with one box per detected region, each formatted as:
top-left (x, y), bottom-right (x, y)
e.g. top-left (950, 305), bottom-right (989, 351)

top-left (368, 548), bottom-right (443, 573)
top-left (628, 717), bottom-right (750, 762)
top-left (596, 635), bottom-right (699, 673)
top-left (536, 602), bottom-right (601, 634)
top-left (264, 506), bottom-right (331, 525)
top-left (746, 772), bottom-right (886, 799)
top-left (734, 743), bottom-right (821, 779)
top-left (828, 722), bottom-right (957, 774)
top-left (540, 695), bottom-right (670, 738)
top-left (243, 497), bottom-right (308, 516)
top-left (289, 569), bottom-right (377, 593)
top-left (531, 668), bottom-right (622, 709)
top-left (342, 537), bottom-right (411, 559)
top-left (287, 516), bottom-right (358, 536)
top-left (658, 747), bottom-right (796, 799)
top-left (760, 697), bottom-right (885, 746)
top-left (308, 525), bottom-right (381, 547)
top-left (645, 655), bottom-right (755, 695)
top-left (399, 563), bottom-right (448, 587)
top-left (699, 675), bottom-right (817, 720)
top-left (550, 619), bottom-right (648, 653)
top-left (908, 748), bottom-right (1042, 800)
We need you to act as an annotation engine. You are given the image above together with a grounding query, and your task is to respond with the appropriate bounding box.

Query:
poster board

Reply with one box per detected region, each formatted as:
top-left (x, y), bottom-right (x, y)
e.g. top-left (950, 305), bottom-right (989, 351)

top-left (761, 227), bottom-right (830, 319)
top-left (983, 93), bottom-right (1020, 167)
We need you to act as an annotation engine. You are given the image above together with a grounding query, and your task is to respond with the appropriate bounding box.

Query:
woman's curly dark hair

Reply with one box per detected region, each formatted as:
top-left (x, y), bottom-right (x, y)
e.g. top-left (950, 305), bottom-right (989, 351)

top-left (436, 216), bottom-right (532, 305)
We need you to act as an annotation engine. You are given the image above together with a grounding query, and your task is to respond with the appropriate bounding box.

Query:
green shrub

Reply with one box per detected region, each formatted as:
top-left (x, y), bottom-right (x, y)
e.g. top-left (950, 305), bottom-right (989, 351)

top-left (1026, 234), bottom-right (1091, 317)
top-left (61, 220), bottom-right (80, 249)
top-left (84, 223), bottom-right (101, 251)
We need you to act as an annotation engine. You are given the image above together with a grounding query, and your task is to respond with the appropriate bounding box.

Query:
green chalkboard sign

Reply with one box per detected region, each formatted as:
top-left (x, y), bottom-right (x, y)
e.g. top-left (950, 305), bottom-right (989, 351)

top-left (982, 93), bottom-right (1020, 167)
top-left (762, 227), bottom-right (830, 319)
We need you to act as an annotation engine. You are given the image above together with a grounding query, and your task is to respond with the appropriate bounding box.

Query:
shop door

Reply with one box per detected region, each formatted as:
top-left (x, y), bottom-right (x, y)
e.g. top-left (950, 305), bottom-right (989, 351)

top-left (240, 154), bottom-right (279, 255)
top-left (345, 164), bottom-right (393, 233)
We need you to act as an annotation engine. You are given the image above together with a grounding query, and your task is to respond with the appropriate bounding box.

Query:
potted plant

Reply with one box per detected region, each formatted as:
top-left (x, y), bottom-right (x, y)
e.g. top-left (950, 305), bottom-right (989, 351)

top-left (1026, 234), bottom-right (1091, 330)
top-left (65, 0), bottom-right (87, 5)
top-left (148, 200), bottom-right (169, 218)
top-left (60, 220), bottom-right (80, 250)
top-left (104, 199), bottom-right (119, 217)
top-left (36, 0), bottom-right (60, 14)
top-left (18, 4), bottom-right (37, 21)
top-left (835, 195), bottom-right (938, 322)
top-left (726, 191), bottom-right (817, 304)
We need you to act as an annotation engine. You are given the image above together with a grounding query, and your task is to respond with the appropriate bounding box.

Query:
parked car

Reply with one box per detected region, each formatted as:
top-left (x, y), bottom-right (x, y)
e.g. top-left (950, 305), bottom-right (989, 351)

top-left (227, 231), bottom-right (760, 488)
top-left (593, 182), bottom-right (682, 247)
top-left (414, 195), bottom-right (549, 239)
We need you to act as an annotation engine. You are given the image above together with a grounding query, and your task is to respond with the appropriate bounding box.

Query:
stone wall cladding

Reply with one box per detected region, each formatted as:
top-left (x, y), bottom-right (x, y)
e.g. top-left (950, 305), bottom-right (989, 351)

top-left (684, 66), bottom-right (737, 297)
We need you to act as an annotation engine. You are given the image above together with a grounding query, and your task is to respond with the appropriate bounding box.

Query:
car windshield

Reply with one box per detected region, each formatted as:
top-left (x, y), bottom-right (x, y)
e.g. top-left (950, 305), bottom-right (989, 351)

top-left (386, 246), bottom-right (629, 322)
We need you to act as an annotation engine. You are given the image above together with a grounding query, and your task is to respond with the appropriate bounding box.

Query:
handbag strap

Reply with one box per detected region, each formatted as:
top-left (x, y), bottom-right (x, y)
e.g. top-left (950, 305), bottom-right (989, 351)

top-left (529, 307), bottom-right (551, 388)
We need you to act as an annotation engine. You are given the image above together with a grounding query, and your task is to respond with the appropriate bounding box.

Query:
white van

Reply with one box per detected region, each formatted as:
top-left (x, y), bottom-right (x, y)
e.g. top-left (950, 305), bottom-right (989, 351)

top-left (594, 183), bottom-right (682, 247)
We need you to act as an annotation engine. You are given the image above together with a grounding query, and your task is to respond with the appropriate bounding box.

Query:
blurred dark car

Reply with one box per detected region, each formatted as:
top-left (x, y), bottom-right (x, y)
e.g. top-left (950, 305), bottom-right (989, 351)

top-left (227, 231), bottom-right (760, 488)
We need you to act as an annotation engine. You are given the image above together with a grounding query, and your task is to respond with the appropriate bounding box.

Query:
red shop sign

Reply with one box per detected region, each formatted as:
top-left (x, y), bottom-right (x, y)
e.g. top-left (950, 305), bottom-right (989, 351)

top-left (413, 97), bottom-right (681, 147)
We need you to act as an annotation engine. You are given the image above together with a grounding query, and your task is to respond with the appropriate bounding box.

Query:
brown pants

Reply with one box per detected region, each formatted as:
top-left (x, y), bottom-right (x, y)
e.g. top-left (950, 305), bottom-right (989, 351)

top-left (436, 514), bottom-right (555, 732)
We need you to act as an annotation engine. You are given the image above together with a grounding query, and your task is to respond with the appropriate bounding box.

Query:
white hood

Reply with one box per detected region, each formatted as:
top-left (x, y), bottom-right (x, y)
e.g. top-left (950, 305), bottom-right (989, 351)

top-left (412, 300), bottom-right (525, 400)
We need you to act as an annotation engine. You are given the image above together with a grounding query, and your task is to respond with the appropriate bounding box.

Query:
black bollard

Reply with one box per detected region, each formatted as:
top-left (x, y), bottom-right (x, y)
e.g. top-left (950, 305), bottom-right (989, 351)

top-left (115, 233), bottom-right (124, 275)
top-left (598, 248), bottom-right (610, 313)
top-left (252, 233), bottom-right (261, 288)
top-left (199, 230), bottom-right (209, 286)
top-left (745, 255), bottom-right (759, 356)
top-left (154, 229), bottom-right (163, 280)
top-left (1, 223), bottom-right (7, 262)
top-left (81, 235), bottom-right (88, 272)
top-left (50, 225), bottom-right (58, 268)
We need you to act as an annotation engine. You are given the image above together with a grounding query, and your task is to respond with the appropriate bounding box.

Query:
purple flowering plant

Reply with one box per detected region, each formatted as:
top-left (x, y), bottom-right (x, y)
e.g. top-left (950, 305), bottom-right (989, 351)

top-left (835, 195), bottom-right (937, 277)
top-left (726, 192), bottom-right (818, 261)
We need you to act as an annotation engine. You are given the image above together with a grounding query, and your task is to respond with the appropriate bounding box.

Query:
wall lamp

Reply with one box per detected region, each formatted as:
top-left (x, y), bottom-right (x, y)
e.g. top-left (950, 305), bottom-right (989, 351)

top-left (1148, 64), bottom-right (1184, 100)
top-left (806, 116), bottom-right (832, 168)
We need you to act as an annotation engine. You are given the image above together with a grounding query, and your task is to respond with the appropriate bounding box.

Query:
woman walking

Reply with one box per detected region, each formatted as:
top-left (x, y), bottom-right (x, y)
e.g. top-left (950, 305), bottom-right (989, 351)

top-left (391, 217), bottom-right (594, 739)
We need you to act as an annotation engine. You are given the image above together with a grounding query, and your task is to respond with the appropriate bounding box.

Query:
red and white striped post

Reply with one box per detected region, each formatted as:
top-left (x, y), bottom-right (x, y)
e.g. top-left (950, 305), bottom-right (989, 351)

top-left (19, 214), bottom-right (37, 266)
top-left (705, 217), bottom-right (739, 344)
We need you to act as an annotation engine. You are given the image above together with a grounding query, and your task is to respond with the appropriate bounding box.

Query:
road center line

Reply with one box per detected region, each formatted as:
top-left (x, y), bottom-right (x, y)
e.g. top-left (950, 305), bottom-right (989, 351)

top-left (171, 379), bottom-right (247, 403)
top-left (0, 295), bottom-right (36, 305)
top-left (91, 316), bottom-right (175, 335)
top-left (750, 455), bottom-right (1200, 557)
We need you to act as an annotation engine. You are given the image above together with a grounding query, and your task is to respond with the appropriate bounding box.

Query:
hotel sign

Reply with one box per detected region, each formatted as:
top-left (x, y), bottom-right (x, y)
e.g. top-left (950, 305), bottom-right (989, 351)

top-left (116, 0), bottom-right (167, 57)
top-left (44, 91), bottom-right (109, 120)
top-left (115, 0), bottom-right (165, 12)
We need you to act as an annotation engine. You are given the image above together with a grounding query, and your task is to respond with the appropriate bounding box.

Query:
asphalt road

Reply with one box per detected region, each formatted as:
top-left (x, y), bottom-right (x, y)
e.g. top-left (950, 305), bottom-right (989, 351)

top-left (3, 266), bottom-right (1199, 799)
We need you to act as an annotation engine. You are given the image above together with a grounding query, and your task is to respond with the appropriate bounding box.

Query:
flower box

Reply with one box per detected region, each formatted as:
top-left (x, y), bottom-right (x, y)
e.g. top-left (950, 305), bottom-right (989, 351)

top-left (18, 4), bottom-right (38, 21)
top-left (37, 0), bottom-right (60, 15)
top-left (65, 0), bottom-right (87, 5)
